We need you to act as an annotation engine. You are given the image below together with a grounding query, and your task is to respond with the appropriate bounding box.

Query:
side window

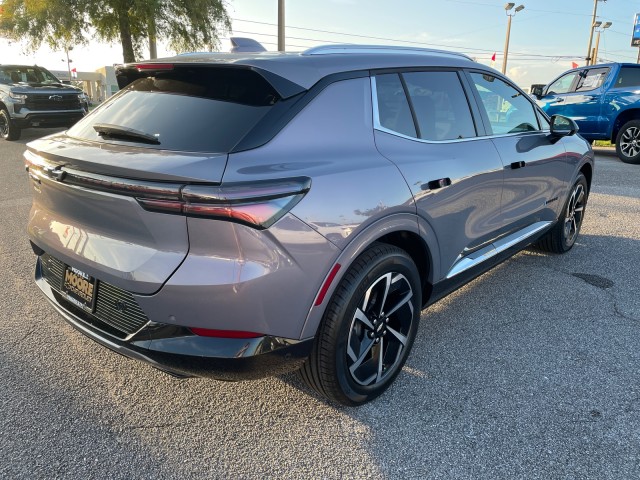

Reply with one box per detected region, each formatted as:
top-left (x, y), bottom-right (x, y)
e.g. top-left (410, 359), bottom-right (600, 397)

top-left (470, 72), bottom-right (539, 135)
top-left (402, 71), bottom-right (476, 141)
top-left (536, 109), bottom-right (550, 130)
top-left (574, 68), bottom-right (609, 92)
top-left (546, 72), bottom-right (578, 95)
top-left (614, 67), bottom-right (640, 88)
top-left (374, 74), bottom-right (416, 138)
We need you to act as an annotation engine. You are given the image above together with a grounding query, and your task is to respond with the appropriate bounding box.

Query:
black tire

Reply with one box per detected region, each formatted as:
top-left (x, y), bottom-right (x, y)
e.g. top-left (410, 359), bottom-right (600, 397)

top-left (0, 108), bottom-right (21, 141)
top-left (536, 173), bottom-right (588, 253)
top-left (615, 120), bottom-right (640, 164)
top-left (299, 243), bottom-right (422, 406)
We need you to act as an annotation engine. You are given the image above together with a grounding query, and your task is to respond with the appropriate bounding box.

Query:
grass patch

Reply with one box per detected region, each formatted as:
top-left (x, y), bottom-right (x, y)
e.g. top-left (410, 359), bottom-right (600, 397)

top-left (593, 140), bottom-right (612, 147)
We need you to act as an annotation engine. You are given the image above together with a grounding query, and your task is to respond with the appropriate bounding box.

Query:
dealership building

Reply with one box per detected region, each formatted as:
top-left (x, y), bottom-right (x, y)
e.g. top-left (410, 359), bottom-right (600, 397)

top-left (49, 66), bottom-right (119, 103)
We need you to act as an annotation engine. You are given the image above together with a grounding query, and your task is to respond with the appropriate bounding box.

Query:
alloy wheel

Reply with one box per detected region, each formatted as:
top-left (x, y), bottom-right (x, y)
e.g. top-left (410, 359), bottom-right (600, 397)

top-left (564, 182), bottom-right (585, 246)
top-left (346, 271), bottom-right (414, 386)
top-left (0, 113), bottom-right (8, 138)
top-left (620, 126), bottom-right (640, 158)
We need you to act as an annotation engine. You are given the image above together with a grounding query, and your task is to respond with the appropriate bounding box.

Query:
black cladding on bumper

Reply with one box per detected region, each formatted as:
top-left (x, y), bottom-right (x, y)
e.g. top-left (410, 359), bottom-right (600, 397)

top-left (34, 257), bottom-right (312, 380)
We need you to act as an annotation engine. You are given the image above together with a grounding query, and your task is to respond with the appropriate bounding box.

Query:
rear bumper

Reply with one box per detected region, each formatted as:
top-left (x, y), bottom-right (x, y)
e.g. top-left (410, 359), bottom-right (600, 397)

top-left (34, 257), bottom-right (313, 380)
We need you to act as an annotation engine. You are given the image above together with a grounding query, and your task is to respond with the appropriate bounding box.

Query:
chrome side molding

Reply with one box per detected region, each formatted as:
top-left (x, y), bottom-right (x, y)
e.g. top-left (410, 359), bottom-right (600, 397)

top-left (446, 221), bottom-right (552, 279)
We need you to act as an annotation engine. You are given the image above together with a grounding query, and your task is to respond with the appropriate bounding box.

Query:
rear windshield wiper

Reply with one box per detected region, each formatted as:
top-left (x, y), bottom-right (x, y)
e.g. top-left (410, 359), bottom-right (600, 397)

top-left (93, 123), bottom-right (160, 145)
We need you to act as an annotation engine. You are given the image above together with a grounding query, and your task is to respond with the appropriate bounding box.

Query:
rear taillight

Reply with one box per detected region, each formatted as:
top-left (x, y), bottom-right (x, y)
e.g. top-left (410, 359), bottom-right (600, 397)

top-left (137, 177), bottom-right (311, 229)
top-left (24, 149), bottom-right (309, 230)
top-left (135, 63), bottom-right (174, 71)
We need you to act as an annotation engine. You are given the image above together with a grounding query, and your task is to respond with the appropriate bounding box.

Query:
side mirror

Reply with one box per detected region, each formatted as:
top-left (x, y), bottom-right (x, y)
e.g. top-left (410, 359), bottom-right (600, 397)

top-left (530, 84), bottom-right (545, 99)
top-left (550, 115), bottom-right (578, 137)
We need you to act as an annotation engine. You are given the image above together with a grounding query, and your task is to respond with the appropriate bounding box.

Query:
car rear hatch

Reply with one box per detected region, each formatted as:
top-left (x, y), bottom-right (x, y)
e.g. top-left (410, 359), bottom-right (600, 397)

top-left (26, 62), bottom-right (304, 295)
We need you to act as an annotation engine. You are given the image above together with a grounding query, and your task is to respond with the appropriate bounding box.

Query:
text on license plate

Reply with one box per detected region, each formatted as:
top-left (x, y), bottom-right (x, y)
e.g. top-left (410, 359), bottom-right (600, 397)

top-left (62, 265), bottom-right (97, 312)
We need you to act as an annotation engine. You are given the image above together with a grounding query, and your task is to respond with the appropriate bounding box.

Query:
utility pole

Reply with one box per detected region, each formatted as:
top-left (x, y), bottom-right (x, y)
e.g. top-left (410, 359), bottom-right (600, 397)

top-left (502, 4), bottom-right (524, 75)
top-left (586, 0), bottom-right (604, 66)
top-left (502, 14), bottom-right (512, 74)
top-left (278, 0), bottom-right (285, 52)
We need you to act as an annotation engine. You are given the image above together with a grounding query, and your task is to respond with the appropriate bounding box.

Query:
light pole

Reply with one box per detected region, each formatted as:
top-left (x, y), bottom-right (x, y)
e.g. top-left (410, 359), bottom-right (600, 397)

top-left (502, 3), bottom-right (524, 75)
top-left (586, 0), bottom-right (606, 66)
top-left (278, 0), bottom-right (285, 52)
top-left (593, 21), bottom-right (612, 65)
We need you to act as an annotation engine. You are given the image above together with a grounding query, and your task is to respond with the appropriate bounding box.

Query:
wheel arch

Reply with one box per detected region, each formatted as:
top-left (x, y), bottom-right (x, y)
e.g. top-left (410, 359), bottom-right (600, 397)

top-left (611, 109), bottom-right (640, 143)
top-left (376, 229), bottom-right (433, 307)
top-left (298, 213), bottom-right (438, 339)
top-left (579, 161), bottom-right (593, 192)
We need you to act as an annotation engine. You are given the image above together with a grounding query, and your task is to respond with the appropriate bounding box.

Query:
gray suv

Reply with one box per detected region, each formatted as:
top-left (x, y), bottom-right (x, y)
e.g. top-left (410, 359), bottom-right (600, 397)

top-left (25, 45), bottom-right (593, 405)
top-left (1, 64), bottom-right (87, 140)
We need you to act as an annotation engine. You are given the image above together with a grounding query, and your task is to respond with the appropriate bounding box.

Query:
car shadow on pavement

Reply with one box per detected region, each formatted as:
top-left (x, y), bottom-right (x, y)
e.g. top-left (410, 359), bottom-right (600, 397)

top-left (277, 231), bottom-right (640, 477)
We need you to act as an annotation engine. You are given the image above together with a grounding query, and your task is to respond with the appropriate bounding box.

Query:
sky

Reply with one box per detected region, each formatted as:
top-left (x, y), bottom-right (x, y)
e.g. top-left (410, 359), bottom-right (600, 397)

top-left (1, 0), bottom-right (639, 88)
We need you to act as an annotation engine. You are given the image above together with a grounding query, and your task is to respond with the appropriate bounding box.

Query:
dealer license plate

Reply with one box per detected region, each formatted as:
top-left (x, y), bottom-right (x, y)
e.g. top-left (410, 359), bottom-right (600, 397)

top-left (61, 264), bottom-right (97, 313)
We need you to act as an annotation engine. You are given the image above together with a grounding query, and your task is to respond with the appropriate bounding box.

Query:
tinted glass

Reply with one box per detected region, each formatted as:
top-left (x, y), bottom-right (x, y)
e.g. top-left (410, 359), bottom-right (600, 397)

top-left (402, 71), bottom-right (476, 141)
top-left (574, 68), bottom-right (609, 92)
top-left (375, 74), bottom-right (416, 138)
top-left (0, 66), bottom-right (60, 84)
top-left (470, 72), bottom-right (539, 135)
top-left (68, 67), bottom-right (280, 153)
top-left (614, 67), bottom-right (640, 88)
top-left (546, 72), bottom-right (577, 95)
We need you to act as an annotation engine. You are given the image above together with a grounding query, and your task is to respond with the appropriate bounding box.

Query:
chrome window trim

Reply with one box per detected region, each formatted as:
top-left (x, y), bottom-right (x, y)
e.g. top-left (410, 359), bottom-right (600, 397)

top-left (371, 76), bottom-right (549, 144)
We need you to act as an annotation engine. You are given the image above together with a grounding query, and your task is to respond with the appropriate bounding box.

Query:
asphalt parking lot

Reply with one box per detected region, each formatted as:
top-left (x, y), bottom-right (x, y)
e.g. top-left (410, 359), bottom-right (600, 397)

top-left (1, 130), bottom-right (639, 479)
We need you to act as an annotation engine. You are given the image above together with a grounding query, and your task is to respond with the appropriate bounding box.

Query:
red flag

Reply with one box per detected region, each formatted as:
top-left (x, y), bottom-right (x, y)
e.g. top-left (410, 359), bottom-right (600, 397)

top-left (572, 62), bottom-right (579, 69)
top-left (491, 52), bottom-right (496, 62)
top-left (71, 67), bottom-right (77, 78)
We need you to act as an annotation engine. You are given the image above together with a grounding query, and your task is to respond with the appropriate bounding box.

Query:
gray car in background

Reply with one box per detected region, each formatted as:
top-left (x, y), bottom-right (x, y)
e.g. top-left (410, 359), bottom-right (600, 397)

top-left (24, 45), bottom-right (593, 405)
top-left (0, 64), bottom-right (87, 140)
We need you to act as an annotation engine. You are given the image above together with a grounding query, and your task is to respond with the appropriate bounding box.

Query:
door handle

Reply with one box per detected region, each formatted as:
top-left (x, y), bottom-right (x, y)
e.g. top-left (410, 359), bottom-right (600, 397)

top-left (510, 161), bottom-right (526, 169)
top-left (554, 97), bottom-right (564, 103)
top-left (423, 178), bottom-right (452, 190)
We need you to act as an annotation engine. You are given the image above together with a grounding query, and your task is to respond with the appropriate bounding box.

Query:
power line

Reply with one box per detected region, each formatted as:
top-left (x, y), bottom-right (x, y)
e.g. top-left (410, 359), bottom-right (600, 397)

top-left (231, 19), bottom-right (583, 59)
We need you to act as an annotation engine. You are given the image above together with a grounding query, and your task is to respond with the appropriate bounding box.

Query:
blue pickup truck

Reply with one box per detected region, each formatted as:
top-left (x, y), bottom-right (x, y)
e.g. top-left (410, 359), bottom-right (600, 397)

top-left (531, 63), bottom-right (640, 164)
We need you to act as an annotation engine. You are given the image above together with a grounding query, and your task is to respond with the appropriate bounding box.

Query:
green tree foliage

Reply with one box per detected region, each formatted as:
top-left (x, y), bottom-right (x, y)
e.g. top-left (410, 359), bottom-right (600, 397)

top-left (0, 0), bottom-right (231, 63)
top-left (0, 0), bottom-right (87, 50)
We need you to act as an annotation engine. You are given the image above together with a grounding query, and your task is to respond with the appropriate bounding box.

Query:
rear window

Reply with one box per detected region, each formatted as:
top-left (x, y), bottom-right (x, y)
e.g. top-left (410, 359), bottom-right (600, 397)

top-left (614, 67), bottom-right (640, 89)
top-left (67, 67), bottom-right (281, 153)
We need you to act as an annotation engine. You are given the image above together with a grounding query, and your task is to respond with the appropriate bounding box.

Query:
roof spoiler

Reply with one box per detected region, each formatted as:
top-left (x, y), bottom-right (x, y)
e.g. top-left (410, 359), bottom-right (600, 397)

top-left (114, 63), bottom-right (306, 99)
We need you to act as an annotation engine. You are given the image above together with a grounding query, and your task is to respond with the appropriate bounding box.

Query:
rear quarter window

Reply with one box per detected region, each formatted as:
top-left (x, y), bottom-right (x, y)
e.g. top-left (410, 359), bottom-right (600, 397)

top-left (67, 67), bottom-right (280, 153)
top-left (374, 73), bottom-right (417, 138)
top-left (614, 67), bottom-right (640, 89)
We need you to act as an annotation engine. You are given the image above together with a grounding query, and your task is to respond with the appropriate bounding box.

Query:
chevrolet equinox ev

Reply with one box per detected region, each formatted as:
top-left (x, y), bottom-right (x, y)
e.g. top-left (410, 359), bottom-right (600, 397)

top-left (25, 45), bottom-right (593, 405)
